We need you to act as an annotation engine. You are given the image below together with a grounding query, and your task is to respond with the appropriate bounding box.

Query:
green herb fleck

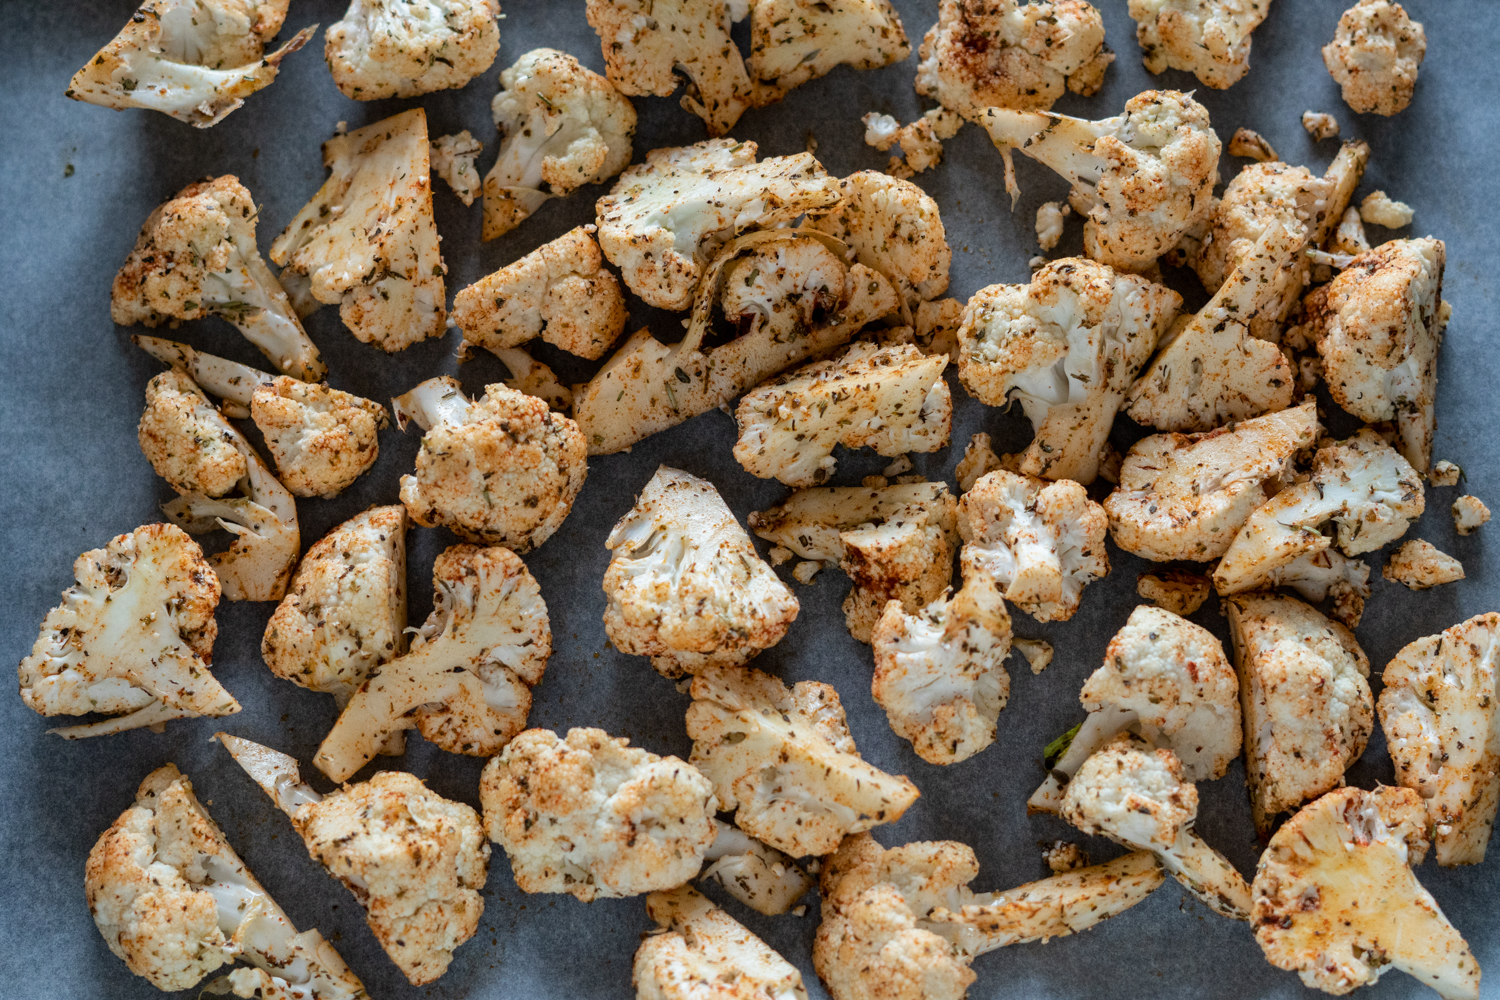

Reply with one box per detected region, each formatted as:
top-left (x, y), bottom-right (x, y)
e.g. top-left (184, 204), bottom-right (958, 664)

top-left (1043, 722), bottom-right (1082, 769)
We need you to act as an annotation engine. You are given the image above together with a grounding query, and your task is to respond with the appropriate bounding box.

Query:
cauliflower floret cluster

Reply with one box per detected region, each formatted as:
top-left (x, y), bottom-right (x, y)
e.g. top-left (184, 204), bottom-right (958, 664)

top-left (325, 0), bottom-right (501, 100)
top-left (1323, 0), bottom-right (1426, 116)
top-left (635, 885), bottom-right (809, 1000)
top-left (483, 48), bottom-right (637, 240)
top-left (480, 727), bottom-right (718, 900)
top-left (1127, 0), bottom-right (1272, 89)
top-left (806, 171), bottom-right (951, 313)
top-left (138, 369), bottom-right (248, 498)
top-left (746, 0), bottom-right (912, 102)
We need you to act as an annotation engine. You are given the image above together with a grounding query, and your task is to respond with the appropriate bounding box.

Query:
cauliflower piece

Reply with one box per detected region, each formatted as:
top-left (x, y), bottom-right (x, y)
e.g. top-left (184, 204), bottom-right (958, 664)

top-left (806, 171), bottom-right (951, 313)
top-left (112, 175), bottom-right (325, 381)
top-left (956, 257), bottom-right (1181, 483)
top-left (1432, 460), bottom-right (1463, 487)
top-left (483, 48), bottom-right (637, 240)
top-left (733, 342), bottom-right (952, 487)
top-left (1331, 206), bottom-right (1371, 257)
top-left (137, 369), bottom-right (248, 498)
top-left (66, 0), bottom-right (313, 127)
top-left (1263, 547), bottom-right (1372, 629)
top-left (955, 433), bottom-right (1005, 492)
top-left (595, 139), bottom-right (842, 310)
top-left (1303, 111), bottom-right (1340, 140)
top-left (586, 0), bottom-right (752, 135)
top-left (18, 524), bottom-right (236, 738)
top-left (687, 665), bottom-right (920, 856)
top-left (314, 544), bottom-right (551, 781)
top-left (958, 470), bottom-right (1108, 623)
top-left (484, 345), bottom-right (576, 413)
top-left (1042, 841), bottom-right (1089, 873)
top-left (1035, 201), bottom-right (1068, 251)
top-left (981, 90), bottom-right (1221, 271)
top-left (746, 0), bottom-right (911, 102)
top-left (1228, 127), bottom-right (1278, 162)
top-left (861, 108), bottom-right (965, 177)
top-left (1383, 538), bottom-right (1464, 591)
top-left (1226, 593), bottom-right (1373, 837)
top-left (1252, 786), bottom-right (1480, 1000)
top-left (871, 572), bottom-right (1012, 765)
top-left (1454, 495), bottom-right (1490, 535)
top-left (700, 820), bottom-right (814, 915)
top-left (87, 765), bottom-right (365, 997)
top-left (602, 466), bottom-right (799, 677)
top-left (1014, 637), bottom-right (1053, 674)
top-left (1213, 429), bottom-right (1424, 596)
top-left (1361, 190), bottom-right (1416, 228)
top-left (915, 298), bottom-right (964, 361)
top-left (915, 0), bottom-right (1113, 120)
top-left (1106, 401), bottom-right (1316, 563)
top-left (262, 506), bottom-right (408, 703)
top-left (1124, 221), bottom-right (1301, 431)
top-left (218, 737), bottom-right (486, 986)
top-left (1377, 613), bottom-right (1500, 868)
top-left (430, 130), bottom-right (483, 206)
top-left (325, 0), bottom-right (500, 100)
top-left (1127, 0), bottom-right (1271, 89)
top-left (455, 226), bottom-right (627, 361)
top-left (480, 727), bottom-right (718, 899)
top-left (576, 230), bottom-right (898, 454)
top-left (270, 109), bottom-right (446, 352)
top-left (1307, 238), bottom-right (1446, 472)
top-left (636, 885), bottom-right (809, 1000)
top-left (1135, 568), bottom-right (1212, 616)
top-left (394, 377), bottom-right (587, 550)
top-left (1323, 0), bottom-right (1426, 116)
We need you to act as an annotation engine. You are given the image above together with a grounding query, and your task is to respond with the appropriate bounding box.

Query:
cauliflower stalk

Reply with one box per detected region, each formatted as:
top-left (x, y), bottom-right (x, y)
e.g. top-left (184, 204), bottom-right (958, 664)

top-left (325, 0), bottom-right (501, 100)
top-left (1128, 0), bottom-right (1271, 89)
top-left (635, 885), bottom-right (809, 1000)
top-left (1323, 0), bottom-right (1427, 116)
top-left (700, 820), bottom-right (814, 915)
top-left (746, 0), bottom-right (912, 102)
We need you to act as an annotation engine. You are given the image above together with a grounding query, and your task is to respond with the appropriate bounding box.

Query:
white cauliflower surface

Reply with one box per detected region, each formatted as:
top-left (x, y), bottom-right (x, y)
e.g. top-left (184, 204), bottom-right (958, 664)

top-left (480, 727), bottom-right (718, 900)
top-left (746, 0), bottom-right (911, 102)
top-left (1128, 0), bottom-right (1272, 89)
top-left (325, 0), bottom-right (501, 100)
top-left (699, 820), bottom-right (814, 915)
top-left (635, 885), bottom-right (809, 1000)
top-left (1323, 0), bottom-right (1426, 116)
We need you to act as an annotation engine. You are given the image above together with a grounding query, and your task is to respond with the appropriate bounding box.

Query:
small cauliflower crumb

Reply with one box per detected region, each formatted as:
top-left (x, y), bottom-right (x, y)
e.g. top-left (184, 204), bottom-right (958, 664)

top-left (1360, 190), bottom-right (1414, 228)
top-left (1431, 461), bottom-right (1463, 487)
top-left (793, 560), bottom-right (823, 584)
top-left (1096, 442), bottom-right (1122, 485)
top-left (1043, 841), bottom-right (1089, 873)
top-left (1323, 0), bottom-right (1426, 116)
top-left (1453, 496), bottom-right (1490, 536)
top-left (769, 545), bottom-right (794, 567)
top-left (1136, 569), bottom-right (1211, 617)
top-left (1035, 201), bottom-right (1068, 251)
top-left (883, 455), bottom-right (914, 478)
top-left (1384, 540), bottom-right (1465, 590)
top-left (1302, 111), bottom-right (1340, 140)
top-left (1228, 127), bottom-right (1278, 162)
top-left (430, 131), bottom-right (483, 206)
top-left (1015, 638), bottom-right (1053, 675)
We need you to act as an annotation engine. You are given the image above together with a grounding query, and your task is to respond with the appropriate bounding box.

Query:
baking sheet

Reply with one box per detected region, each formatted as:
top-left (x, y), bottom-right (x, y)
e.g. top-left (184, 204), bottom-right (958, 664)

top-left (3, 1), bottom-right (1498, 997)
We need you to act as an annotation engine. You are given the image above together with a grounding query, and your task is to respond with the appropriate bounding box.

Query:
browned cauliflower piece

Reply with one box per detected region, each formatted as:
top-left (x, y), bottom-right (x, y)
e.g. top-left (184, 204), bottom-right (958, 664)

top-left (746, 0), bottom-right (912, 103)
top-left (1128, 0), bottom-right (1272, 89)
top-left (806, 171), bottom-right (951, 314)
top-left (1323, 0), bottom-right (1426, 116)
top-left (1383, 539), bottom-right (1465, 590)
top-left (1303, 111), bottom-right (1340, 140)
top-left (635, 885), bottom-right (810, 1000)
top-left (1135, 568), bottom-right (1212, 615)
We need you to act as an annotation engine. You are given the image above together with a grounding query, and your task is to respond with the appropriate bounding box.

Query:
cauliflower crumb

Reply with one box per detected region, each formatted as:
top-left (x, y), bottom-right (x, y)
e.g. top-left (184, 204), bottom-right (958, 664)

top-left (769, 545), bottom-right (794, 566)
top-left (1323, 0), bottom-right (1426, 116)
top-left (1431, 460), bottom-right (1463, 487)
top-left (1384, 539), bottom-right (1465, 590)
top-left (1136, 569), bottom-right (1211, 617)
top-left (1360, 190), bottom-right (1415, 228)
top-left (792, 560), bottom-right (823, 584)
top-left (1035, 201), bottom-right (1068, 251)
top-left (430, 131), bottom-right (484, 206)
top-left (956, 432), bottom-right (1005, 493)
top-left (883, 455), bottom-right (914, 478)
top-left (1014, 637), bottom-right (1053, 675)
top-left (1453, 496), bottom-right (1490, 535)
top-left (1228, 127), bottom-right (1278, 162)
top-left (862, 108), bottom-right (963, 176)
top-left (1302, 111), bottom-right (1340, 140)
top-left (325, 0), bottom-right (500, 101)
top-left (1043, 842), bottom-right (1089, 873)
top-left (1128, 0), bottom-right (1271, 89)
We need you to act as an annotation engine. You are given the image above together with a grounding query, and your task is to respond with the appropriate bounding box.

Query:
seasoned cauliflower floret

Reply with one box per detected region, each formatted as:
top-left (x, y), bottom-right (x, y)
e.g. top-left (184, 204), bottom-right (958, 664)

top-left (915, 0), bottom-right (1113, 120)
top-left (455, 226), bottom-right (627, 361)
top-left (270, 109), bottom-right (447, 352)
top-left (1252, 787), bottom-right (1479, 1000)
top-left (1035, 201), bottom-right (1068, 250)
top-left (395, 377), bottom-right (587, 551)
top-left (1061, 735), bottom-right (1252, 919)
top-left (635, 885), bottom-right (810, 1000)
top-left (1378, 613), bottom-right (1500, 867)
top-left (1323, 0), bottom-right (1426, 116)
top-left (1128, 0), bottom-right (1272, 89)
top-left (1360, 190), bottom-right (1415, 228)
top-left (688, 665), bottom-right (920, 857)
top-left (87, 765), bottom-right (365, 997)
top-left (1303, 111), bottom-right (1340, 140)
top-left (959, 470), bottom-right (1108, 623)
top-left (314, 544), bottom-right (551, 781)
top-left (1431, 460), bottom-right (1463, 487)
top-left (955, 432), bottom-right (1007, 492)
top-left (1227, 127), bottom-right (1277, 162)
top-left (1384, 539), bottom-right (1465, 590)
top-left (325, 0), bottom-right (500, 100)
top-left (138, 369), bottom-right (247, 498)
top-left (430, 130), bottom-right (483, 206)
top-left (861, 107), bottom-right (965, 177)
top-left (981, 90), bottom-right (1221, 272)
top-left (1226, 593), bottom-right (1372, 836)
top-left (1136, 568), bottom-right (1212, 616)
top-left (66, 0), bottom-right (314, 127)
top-left (956, 257), bottom-right (1181, 483)
top-left (603, 466), bottom-right (799, 677)
top-left (806, 171), bottom-right (951, 313)
top-left (481, 727), bottom-right (718, 900)
top-left (1454, 495), bottom-right (1490, 535)
top-left (746, 0), bottom-right (911, 102)
top-left (218, 736), bottom-right (488, 986)
top-left (483, 48), bottom-right (637, 240)
top-left (700, 820), bottom-right (815, 915)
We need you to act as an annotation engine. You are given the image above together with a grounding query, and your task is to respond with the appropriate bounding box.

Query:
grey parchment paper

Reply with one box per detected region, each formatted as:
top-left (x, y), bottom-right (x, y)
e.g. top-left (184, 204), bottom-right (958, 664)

top-left (3, 2), bottom-right (1497, 998)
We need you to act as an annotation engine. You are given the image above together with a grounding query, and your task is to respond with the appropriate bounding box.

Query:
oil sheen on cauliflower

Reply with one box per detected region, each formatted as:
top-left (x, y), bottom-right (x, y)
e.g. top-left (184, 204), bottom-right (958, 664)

top-left (1128, 0), bottom-right (1272, 89)
top-left (325, 0), bottom-right (501, 100)
top-left (635, 885), bottom-right (810, 1000)
top-left (1323, 0), bottom-right (1426, 116)
top-left (746, 0), bottom-right (911, 102)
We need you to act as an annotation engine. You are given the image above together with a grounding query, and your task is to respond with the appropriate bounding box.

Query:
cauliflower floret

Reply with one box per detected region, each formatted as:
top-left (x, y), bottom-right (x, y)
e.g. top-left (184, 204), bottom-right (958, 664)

top-left (688, 665), bottom-right (920, 857)
top-left (483, 48), bottom-right (637, 240)
top-left (602, 466), bottom-right (799, 677)
top-left (1263, 548), bottom-right (1372, 629)
top-left (430, 130), bottom-right (483, 206)
top-left (586, 0), bottom-right (753, 135)
top-left (217, 735), bottom-right (487, 986)
top-left (699, 820), bottom-right (815, 915)
top-left (314, 544), bottom-right (551, 781)
top-left (636, 885), bottom-right (810, 1000)
top-left (916, 296), bottom-right (964, 361)
top-left (958, 470), bottom-right (1109, 623)
top-left (956, 257), bottom-right (1181, 483)
top-left (262, 506), bottom-right (408, 702)
top-left (1323, 0), bottom-right (1426, 116)
top-left (955, 432), bottom-right (1006, 492)
top-left (1454, 495), bottom-right (1490, 535)
top-left (719, 236), bottom-right (847, 339)
top-left (112, 175), bottom-right (325, 381)
top-left (1061, 735), bottom-right (1252, 919)
top-left (861, 108), bottom-right (965, 177)
top-left (806, 171), bottom-right (951, 313)
top-left (1432, 460), bottom-right (1463, 487)
top-left (981, 90), bottom-right (1221, 272)
top-left (915, 0), bottom-right (1113, 120)
top-left (86, 765), bottom-right (365, 997)
top-left (872, 573), bottom-right (1013, 765)
top-left (1360, 190), bottom-right (1415, 228)
top-left (480, 727), bottom-right (718, 899)
top-left (138, 369), bottom-right (247, 498)
top-left (1213, 430), bottom-right (1424, 596)
top-left (1104, 401), bottom-right (1316, 562)
top-left (1124, 221), bottom-right (1300, 431)
top-left (325, 0), bottom-right (500, 100)
top-left (1136, 568), bottom-right (1212, 616)
top-left (1383, 538), bottom-right (1464, 590)
top-left (1226, 593), bottom-right (1373, 837)
top-left (1332, 205), bottom-right (1371, 256)
top-left (746, 0), bottom-right (911, 102)
top-left (1035, 201), bottom-right (1068, 251)
top-left (1303, 111), bottom-right (1340, 140)
top-left (1227, 127), bottom-right (1278, 162)
top-left (595, 139), bottom-right (842, 310)
top-left (1377, 613), bottom-right (1500, 867)
top-left (1306, 238), bottom-right (1446, 472)
top-left (395, 377), bottom-right (588, 550)
top-left (66, 0), bottom-right (314, 127)
top-left (1252, 786), bottom-right (1479, 1000)
top-left (1128, 0), bottom-right (1271, 89)
top-left (733, 342), bottom-right (952, 487)
top-left (270, 109), bottom-right (446, 352)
